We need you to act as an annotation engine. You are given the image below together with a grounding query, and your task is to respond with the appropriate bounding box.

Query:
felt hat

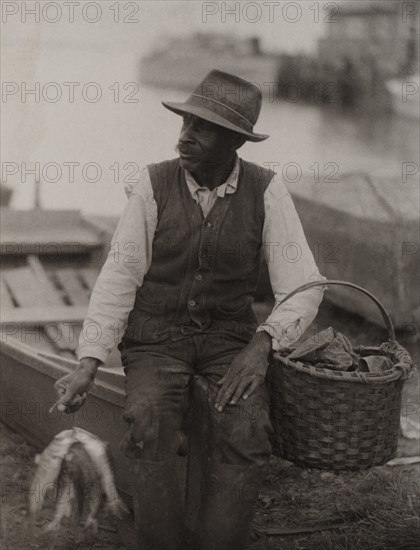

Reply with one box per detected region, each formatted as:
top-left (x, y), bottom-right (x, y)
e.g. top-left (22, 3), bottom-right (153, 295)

top-left (162, 70), bottom-right (269, 142)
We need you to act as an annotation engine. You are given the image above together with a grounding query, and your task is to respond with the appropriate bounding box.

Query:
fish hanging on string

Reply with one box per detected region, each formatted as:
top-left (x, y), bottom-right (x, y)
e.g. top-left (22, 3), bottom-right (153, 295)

top-left (72, 427), bottom-right (128, 520)
top-left (29, 429), bottom-right (77, 516)
top-left (44, 456), bottom-right (77, 532)
top-left (29, 427), bottom-right (128, 533)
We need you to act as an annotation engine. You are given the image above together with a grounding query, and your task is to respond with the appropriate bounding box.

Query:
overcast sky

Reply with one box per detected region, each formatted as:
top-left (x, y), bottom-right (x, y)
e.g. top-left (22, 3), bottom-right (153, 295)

top-left (2, 1), bottom-right (329, 61)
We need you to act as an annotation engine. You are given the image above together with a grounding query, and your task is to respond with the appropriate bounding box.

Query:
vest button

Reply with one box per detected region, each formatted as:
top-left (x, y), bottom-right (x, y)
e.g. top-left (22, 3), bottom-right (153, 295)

top-left (188, 300), bottom-right (197, 308)
top-left (203, 221), bottom-right (212, 228)
top-left (194, 273), bottom-right (203, 281)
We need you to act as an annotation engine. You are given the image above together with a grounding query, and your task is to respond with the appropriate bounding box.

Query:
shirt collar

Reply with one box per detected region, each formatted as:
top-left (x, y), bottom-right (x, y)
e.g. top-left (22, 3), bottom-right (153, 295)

top-left (185, 155), bottom-right (240, 199)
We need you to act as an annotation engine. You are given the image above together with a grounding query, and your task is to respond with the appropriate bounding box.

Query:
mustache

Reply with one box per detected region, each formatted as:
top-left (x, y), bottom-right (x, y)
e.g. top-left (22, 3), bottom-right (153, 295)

top-left (176, 142), bottom-right (202, 155)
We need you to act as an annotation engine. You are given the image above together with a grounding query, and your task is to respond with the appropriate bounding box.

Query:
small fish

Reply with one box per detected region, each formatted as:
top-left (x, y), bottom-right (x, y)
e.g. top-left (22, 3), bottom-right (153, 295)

top-left (66, 441), bottom-right (103, 534)
top-left (31, 427), bottom-right (127, 533)
top-left (29, 429), bottom-right (76, 516)
top-left (72, 427), bottom-right (128, 518)
top-left (44, 460), bottom-right (75, 532)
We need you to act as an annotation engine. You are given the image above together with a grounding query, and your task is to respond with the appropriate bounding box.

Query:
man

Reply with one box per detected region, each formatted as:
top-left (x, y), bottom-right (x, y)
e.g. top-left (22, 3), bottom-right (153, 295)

top-left (55, 70), bottom-right (324, 550)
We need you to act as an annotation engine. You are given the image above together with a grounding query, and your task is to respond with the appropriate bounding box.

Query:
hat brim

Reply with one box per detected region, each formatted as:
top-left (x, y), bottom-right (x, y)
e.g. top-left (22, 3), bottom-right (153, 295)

top-left (162, 101), bottom-right (269, 143)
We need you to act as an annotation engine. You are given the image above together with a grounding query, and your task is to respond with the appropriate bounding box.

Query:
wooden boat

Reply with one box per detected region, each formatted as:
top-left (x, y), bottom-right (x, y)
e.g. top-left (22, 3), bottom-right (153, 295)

top-left (0, 208), bottom-right (136, 497)
top-left (0, 338), bottom-right (136, 497)
top-left (0, 208), bottom-right (204, 514)
top-left (285, 172), bottom-right (419, 329)
top-left (0, 209), bottom-right (122, 360)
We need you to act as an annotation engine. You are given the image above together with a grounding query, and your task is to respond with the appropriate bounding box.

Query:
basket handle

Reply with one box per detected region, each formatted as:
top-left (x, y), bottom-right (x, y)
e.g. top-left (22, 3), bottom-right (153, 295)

top-left (276, 280), bottom-right (396, 341)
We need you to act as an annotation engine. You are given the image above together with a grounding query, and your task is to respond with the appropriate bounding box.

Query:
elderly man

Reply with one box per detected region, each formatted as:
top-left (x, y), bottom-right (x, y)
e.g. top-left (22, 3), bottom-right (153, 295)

top-left (55, 70), bottom-right (324, 550)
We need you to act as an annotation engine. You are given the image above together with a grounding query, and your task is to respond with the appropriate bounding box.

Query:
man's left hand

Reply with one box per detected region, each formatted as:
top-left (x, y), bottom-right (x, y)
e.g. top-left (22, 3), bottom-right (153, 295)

top-left (215, 331), bottom-right (272, 412)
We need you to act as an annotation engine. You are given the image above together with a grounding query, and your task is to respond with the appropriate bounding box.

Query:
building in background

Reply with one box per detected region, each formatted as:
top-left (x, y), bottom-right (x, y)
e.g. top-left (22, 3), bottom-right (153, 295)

top-left (140, 33), bottom-right (280, 96)
top-left (318, 0), bottom-right (419, 77)
top-left (140, 1), bottom-right (419, 113)
top-left (300, 0), bottom-right (419, 112)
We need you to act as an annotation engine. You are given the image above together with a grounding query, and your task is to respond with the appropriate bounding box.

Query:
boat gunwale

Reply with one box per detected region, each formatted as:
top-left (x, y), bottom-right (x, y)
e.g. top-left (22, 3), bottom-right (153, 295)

top-left (0, 338), bottom-right (125, 406)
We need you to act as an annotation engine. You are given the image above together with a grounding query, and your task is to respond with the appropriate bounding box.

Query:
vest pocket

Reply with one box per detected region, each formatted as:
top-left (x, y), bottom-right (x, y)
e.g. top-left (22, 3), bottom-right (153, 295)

top-left (134, 294), bottom-right (166, 315)
top-left (215, 302), bottom-right (251, 319)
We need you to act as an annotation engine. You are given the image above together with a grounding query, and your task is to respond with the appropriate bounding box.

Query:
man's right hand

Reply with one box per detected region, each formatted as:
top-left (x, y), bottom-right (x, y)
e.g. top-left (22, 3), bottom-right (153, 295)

top-left (54, 357), bottom-right (100, 413)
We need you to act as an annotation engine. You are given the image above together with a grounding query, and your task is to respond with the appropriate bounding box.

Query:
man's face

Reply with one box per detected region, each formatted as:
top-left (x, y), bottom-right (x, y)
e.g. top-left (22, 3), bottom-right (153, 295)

top-left (177, 114), bottom-right (238, 174)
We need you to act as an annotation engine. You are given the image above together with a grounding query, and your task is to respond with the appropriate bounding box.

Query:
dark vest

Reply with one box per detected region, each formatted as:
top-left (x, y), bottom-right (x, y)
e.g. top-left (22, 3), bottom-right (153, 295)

top-left (123, 157), bottom-right (274, 344)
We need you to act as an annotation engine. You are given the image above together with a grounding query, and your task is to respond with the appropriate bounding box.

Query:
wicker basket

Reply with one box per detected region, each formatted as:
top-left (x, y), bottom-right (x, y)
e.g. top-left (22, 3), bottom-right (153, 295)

top-left (267, 280), bottom-right (414, 471)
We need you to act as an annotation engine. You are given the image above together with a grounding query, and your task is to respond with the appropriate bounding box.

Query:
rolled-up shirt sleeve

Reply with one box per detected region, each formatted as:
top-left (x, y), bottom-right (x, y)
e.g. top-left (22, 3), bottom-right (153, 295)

top-left (77, 169), bottom-right (157, 364)
top-left (257, 173), bottom-right (326, 350)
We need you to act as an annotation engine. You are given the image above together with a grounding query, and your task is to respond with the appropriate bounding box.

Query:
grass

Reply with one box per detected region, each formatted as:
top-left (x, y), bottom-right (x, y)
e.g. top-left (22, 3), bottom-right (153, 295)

top-left (251, 461), bottom-right (419, 550)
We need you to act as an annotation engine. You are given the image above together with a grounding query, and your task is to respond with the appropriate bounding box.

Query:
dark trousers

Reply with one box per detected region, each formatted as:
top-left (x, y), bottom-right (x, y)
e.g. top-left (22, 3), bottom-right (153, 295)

top-left (119, 329), bottom-right (273, 549)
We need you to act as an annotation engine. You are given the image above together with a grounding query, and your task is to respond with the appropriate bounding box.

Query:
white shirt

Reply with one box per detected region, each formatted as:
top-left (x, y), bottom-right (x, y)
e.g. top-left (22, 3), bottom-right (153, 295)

top-left (77, 157), bottom-right (325, 364)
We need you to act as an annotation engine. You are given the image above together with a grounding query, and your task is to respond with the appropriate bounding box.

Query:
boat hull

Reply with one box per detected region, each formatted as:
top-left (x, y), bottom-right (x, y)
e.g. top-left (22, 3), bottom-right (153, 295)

top-left (0, 339), bottom-right (137, 500)
top-left (289, 174), bottom-right (419, 329)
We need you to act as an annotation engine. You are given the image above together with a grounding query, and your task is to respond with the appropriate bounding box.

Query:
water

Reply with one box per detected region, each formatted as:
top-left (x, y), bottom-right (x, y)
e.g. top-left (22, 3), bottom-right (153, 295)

top-left (3, 15), bottom-right (418, 216)
top-left (6, 83), bottom-right (418, 216)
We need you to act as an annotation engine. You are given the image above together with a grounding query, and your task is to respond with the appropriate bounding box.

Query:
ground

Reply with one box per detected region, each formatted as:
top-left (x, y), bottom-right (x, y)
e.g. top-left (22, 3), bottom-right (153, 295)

top-left (1, 302), bottom-right (419, 550)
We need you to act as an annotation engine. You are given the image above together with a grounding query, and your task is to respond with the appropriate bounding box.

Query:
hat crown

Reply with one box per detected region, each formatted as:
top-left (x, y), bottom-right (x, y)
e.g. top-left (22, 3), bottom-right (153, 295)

top-left (191, 70), bottom-right (262, 130)
top-left (161, 69), bottom-right (268, 142)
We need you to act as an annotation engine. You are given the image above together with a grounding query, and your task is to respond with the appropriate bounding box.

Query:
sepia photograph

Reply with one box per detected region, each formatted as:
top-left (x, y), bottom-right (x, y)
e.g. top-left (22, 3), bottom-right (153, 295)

top-left (1, 1), bottom-right (419, 549)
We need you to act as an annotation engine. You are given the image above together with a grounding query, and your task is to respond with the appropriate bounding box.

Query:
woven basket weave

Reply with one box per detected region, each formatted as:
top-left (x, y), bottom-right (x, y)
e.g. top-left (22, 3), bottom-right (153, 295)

top-left (267, 280), bottom-right (414, 471)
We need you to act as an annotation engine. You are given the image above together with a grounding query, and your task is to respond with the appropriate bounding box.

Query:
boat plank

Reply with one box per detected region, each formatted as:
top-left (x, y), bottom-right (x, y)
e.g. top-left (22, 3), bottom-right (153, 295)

top-left (0, 209), bottom-right (103, 249)
top-left (86, 215), bottom-right (119, 237)
top-left (54, 268), bottom-right (91, 306)
top-left (27, 255), bottom-right (65, 306)
top-left (2, 267), bottom-right (47, 308)
top-left (0, 327), bottom-right (57, 355)
top-left (0, 276), bottom-right (14, 309)
top-left (79, 268), bottom-right (99, 292)
top-left (43, 323), bottom-right (79, 353)
top-left (27, 256), bottom-right (82, 354)
top-left (0, 306), bottom-right (87, 325)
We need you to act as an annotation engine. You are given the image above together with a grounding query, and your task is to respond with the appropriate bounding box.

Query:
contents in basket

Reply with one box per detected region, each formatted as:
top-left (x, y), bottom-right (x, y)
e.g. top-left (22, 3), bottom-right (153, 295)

top-left (286, 327), bottom-right (393, 373)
